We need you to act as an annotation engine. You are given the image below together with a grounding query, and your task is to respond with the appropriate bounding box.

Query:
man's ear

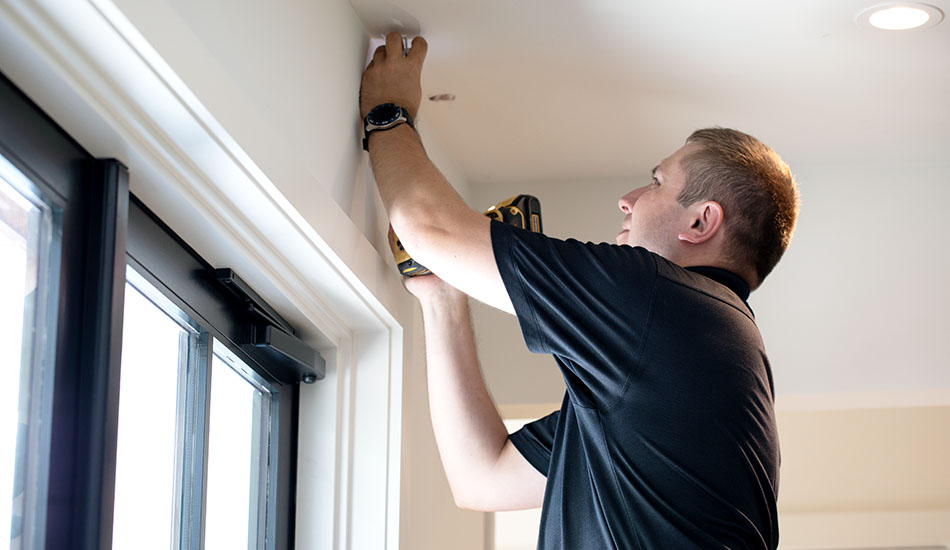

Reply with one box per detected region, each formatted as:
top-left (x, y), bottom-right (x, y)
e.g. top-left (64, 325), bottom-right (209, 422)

top-left (678, 201), bottom-right (723, 244)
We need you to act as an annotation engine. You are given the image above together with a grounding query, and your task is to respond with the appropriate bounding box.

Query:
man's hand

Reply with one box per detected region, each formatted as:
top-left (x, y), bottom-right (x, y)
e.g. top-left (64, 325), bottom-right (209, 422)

top-left (388, 225), bottom-right (465, 303)
top-left (402, 265), bottom-right (467, 306)
top-left (361, 32), bottom-right (428, 120)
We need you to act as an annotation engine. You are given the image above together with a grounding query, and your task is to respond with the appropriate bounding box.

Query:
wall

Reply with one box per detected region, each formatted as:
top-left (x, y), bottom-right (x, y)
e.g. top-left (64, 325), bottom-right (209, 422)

top-left (109, 0), bottom-right (468, 270)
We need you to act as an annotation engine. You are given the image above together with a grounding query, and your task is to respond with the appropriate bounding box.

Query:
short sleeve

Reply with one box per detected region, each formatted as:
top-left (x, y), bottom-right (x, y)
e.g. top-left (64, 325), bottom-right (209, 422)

top-left (491, 221), bottom-right (659, 406)
top-left (509, 410), bottom-right (560, 476)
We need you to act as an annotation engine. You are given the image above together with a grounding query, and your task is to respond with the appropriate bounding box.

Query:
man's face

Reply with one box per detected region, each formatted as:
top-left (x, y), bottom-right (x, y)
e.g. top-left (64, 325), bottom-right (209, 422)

top-left (615, 144), bottom-right (699, 256)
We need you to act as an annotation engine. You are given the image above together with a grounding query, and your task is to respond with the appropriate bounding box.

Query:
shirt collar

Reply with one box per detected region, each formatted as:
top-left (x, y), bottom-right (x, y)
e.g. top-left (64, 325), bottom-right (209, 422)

top-left (685, 266), bottom-right (751, 302)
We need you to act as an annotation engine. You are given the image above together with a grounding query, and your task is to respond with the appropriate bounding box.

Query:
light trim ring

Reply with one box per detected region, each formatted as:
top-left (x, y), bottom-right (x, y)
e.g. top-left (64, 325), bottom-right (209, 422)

top-left (856, 2), bottom-right (945, 30)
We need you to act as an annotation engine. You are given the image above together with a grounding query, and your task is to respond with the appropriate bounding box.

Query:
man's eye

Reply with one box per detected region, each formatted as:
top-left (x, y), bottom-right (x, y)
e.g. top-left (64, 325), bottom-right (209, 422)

top-left (652, 178), bottom-right (660, 186)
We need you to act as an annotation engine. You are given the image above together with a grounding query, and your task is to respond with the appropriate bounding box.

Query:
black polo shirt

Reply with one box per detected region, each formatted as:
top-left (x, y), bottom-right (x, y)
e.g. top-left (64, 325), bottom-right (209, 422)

top-left (491, 221), bottom-right (780, 550)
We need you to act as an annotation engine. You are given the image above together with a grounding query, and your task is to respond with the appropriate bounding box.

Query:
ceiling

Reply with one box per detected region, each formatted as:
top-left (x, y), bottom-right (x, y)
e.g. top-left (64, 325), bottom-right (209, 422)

top-left (350, 0), bottom-right (949, 186)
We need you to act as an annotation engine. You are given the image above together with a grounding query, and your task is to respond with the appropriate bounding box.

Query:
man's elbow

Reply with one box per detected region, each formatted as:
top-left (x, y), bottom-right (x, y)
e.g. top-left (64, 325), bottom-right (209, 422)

top-left (394, 209), bottom-right (480, 270)
top-left (390, 205), bottom-right (443, 250)
top-left (451, 488), bottom-right (496, 512)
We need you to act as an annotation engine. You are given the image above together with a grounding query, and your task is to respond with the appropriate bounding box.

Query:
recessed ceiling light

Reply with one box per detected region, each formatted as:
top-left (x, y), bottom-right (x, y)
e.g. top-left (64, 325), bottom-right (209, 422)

top-left (856, 3), bottom-right (944, 30)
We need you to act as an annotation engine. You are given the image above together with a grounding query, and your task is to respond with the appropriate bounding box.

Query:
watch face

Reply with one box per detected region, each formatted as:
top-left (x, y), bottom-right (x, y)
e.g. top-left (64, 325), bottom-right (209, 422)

top-left (368, 103), bottom-right (401, 125)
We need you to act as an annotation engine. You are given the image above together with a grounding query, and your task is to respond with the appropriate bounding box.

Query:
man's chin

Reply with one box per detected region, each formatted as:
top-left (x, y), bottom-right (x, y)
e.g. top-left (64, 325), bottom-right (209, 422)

top-left (616, 230), bottom-right (629, 245)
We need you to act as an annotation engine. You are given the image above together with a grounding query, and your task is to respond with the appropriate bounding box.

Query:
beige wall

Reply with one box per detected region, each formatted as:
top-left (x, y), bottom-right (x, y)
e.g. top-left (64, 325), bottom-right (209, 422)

top-left (777, 406), bottom-right (950, 548)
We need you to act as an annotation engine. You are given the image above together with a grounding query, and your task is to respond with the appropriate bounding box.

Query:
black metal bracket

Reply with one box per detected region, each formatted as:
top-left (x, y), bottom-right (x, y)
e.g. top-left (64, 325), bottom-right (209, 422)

top-left (215, 268), bottom-right (325, 382)
top-left (250, 324), bottom-right (322, 383)
top-left (215, 268), bottom-right (294, 334)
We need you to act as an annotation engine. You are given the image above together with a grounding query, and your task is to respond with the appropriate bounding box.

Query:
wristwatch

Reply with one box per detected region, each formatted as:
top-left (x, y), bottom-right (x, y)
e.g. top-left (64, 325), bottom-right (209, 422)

top-left (362, 103), bottom-right (414, 151)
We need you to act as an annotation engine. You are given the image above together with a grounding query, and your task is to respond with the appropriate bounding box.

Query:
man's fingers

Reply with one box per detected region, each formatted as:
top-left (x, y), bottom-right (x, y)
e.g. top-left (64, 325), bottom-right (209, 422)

top-left (408, 36), bottom-right (428, 65)
top-left (385, 31), bottom-right (404, 58)
top-left (372, 44), bottom-right (387, 64)
top-left (379, 33), bottom-right (426, 64)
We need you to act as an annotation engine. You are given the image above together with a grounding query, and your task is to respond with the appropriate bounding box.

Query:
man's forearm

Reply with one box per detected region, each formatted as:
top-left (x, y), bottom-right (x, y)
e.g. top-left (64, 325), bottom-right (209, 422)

top-left (418, 291), bottom-right (509, 507)
top-left (368, 125), bottom-right (514, 312)
top-left (368, 125), bottom-right (470, 252)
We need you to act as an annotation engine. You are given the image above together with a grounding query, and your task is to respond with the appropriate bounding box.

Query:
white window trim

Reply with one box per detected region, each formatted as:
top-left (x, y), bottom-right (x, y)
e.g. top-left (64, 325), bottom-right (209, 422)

top-left (0, 1), bottom-right (409, 548)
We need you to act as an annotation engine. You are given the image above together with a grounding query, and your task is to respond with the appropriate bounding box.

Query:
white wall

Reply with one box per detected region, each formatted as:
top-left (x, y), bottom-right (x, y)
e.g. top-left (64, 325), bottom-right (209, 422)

top-left (110, 0), bottom-right (469, 271)
top-left (754, 159), bottom-right (950, 396)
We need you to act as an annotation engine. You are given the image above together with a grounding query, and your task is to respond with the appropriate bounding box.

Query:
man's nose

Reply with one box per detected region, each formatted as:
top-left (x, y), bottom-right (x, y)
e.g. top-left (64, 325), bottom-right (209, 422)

top-left (618, 188), bottom-right (643, 213)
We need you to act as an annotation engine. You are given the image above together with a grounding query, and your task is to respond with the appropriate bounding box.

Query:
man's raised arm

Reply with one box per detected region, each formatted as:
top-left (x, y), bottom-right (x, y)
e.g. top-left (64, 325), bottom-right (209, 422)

top-left (406, 274), bottom-right (546, 511)
top-left (360, 32), bottom-right (513, 313)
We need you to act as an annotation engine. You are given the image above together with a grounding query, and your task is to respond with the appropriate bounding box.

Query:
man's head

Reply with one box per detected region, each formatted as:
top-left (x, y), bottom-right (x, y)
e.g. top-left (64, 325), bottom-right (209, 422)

top-left (617, 128), bottom-right (799, 289)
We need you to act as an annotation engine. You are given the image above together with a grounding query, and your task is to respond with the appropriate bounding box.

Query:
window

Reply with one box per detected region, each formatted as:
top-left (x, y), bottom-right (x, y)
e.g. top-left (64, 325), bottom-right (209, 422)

top-left (205, 345), bottom-right (278, 549)
top-left (112, 272), bottom-right (196, 550)
top-left (0, 68), bottom-right (323, 550)
top-left (113, 268), bottom-right (290, 549)
top-left (125, 196), bottom-right (324, 549)
top-left (0, 149), bottom-right (59, 550)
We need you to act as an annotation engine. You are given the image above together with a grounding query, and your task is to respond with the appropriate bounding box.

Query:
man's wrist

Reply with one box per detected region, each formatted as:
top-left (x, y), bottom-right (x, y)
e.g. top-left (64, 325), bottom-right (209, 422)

top-left (418, 288), bottom-right (468, 311)
top-left (365, 122), bottom-right (419, 151)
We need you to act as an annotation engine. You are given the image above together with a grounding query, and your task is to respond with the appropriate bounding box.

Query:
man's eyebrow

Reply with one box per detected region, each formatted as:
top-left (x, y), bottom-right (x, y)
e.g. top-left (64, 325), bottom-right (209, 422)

top-left (651, 166), bottom-right (659, 178)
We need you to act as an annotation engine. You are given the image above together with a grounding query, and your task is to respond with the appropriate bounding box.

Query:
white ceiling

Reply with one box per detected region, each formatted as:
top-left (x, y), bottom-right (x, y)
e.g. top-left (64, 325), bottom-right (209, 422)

top-left (351, 0), bottom-right (949, 186)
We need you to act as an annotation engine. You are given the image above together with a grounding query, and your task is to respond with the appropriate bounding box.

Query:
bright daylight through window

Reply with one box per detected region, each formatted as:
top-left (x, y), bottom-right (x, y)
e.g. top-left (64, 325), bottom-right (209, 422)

top-left (112, 267), bottom-right (277, 549)
top-left (112, 275), bottom-right (192, 549)
top-left (1, 153), bottom-right (56, 549)
top-left (205, 345), bottom-right (276, 549)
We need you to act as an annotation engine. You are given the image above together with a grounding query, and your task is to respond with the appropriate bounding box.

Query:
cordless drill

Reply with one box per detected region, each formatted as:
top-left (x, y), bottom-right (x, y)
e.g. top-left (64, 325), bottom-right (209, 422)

top-left (391, 194), bottom-right (543, 277)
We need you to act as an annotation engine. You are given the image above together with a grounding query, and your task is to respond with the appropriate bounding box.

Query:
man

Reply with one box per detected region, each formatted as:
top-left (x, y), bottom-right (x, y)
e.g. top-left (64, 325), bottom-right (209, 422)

top-left (361, 32), bottom-right (799, 549)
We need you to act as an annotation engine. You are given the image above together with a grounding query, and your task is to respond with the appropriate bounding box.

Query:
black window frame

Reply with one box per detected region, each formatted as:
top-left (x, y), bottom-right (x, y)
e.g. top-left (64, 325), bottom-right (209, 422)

top-left (1, 69), bottom-right (319, 550)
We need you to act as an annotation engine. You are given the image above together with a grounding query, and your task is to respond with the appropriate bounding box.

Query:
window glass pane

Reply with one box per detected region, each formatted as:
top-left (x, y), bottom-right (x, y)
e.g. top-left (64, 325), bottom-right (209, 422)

top-left (1, 154), bottom-right (57, 549)
top-left (205, 347), bottom-right (272, 550)
top-left (112, 275), bottom-right (193, 550)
